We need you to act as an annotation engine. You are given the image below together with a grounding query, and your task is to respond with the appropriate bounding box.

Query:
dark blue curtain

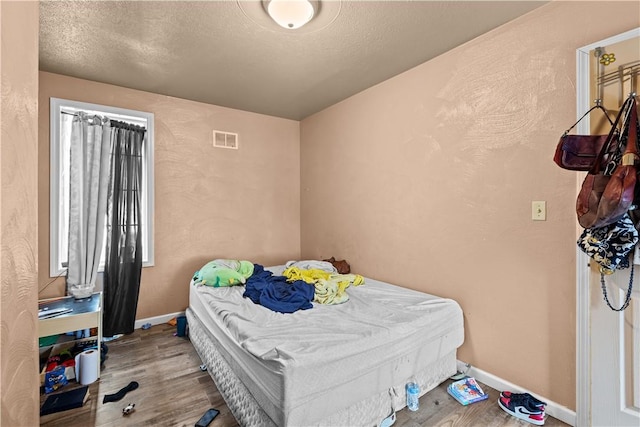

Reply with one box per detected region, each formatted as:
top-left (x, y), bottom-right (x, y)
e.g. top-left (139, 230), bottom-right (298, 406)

top-left (103, 120), bottom-right (145, 337)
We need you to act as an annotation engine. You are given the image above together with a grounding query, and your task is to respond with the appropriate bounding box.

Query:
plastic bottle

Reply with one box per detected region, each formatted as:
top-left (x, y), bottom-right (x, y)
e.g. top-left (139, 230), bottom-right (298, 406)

top-left (406, 380), bottom-right (420, 411)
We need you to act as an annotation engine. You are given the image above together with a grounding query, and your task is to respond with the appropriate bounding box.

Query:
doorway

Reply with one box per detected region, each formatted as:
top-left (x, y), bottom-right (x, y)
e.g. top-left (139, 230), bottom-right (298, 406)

top-left (576, 27), bottom-right (640, 427)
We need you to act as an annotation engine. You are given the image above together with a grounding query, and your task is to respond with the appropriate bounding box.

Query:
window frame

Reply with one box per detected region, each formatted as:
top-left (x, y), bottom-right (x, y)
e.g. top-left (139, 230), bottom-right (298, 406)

top-left (49, 97), bottom-right (155, 277)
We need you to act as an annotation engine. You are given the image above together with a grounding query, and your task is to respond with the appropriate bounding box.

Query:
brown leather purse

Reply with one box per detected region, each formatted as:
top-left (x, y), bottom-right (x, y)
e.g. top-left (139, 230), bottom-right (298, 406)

top-left (553, 105), bottom-right (615, 171)
top-left (577, 95), bottom-right (637, 229)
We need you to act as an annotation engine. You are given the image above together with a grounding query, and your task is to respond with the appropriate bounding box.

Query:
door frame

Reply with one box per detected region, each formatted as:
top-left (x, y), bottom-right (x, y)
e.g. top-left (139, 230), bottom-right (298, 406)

top-left (575, 27), bottom-right (640, 427)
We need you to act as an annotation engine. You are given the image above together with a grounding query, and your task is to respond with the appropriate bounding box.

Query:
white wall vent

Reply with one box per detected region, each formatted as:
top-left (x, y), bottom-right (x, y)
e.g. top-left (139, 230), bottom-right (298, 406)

top-left (213, 130), bottom-right (239, 149)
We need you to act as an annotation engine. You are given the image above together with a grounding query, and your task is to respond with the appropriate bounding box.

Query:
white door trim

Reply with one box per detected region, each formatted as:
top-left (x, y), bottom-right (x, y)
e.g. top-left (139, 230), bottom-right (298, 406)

top-left (575, 27), bottom-right (640, 427)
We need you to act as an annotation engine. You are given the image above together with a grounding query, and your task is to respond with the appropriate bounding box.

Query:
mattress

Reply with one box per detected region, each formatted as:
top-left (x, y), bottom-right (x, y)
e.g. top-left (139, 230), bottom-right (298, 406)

top-left (188, 269), bottom-right (464, 426)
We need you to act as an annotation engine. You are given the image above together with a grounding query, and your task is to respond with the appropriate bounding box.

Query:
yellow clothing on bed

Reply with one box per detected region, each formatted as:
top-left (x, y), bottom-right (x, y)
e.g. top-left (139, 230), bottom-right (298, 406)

top-left (314, 279), bottom-right (346, 305)
top-left (282, 267), bottom-right (365, 305)
top-left (282, 267), bottom-right (332, 284)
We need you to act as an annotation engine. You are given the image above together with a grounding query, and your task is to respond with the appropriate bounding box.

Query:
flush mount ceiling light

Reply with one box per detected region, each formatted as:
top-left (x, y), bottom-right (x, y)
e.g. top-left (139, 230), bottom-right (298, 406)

top-left (264, 0), bottom-right (318, 30)
top-left (237, 0), bottom-right (340, 35)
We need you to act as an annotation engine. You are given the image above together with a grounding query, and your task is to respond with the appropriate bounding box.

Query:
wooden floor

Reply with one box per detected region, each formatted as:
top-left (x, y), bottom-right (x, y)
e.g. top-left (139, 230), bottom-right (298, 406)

top-left (40, 324), bottom-right (569, 427)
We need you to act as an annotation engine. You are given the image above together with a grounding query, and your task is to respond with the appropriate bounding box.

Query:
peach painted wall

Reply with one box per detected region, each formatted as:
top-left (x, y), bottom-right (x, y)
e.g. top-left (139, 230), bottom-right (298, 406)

top-left (38, 72), bottom-right (301, 319)
top-left (300, 1), bottom-right (639, 410)
top-left (0, 1), bottom-right (40, 425)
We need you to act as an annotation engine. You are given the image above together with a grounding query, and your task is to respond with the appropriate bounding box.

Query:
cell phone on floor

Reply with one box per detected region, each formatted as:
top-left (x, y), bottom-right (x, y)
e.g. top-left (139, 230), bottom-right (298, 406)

top-left (195, 408), bottom-right (219, 427)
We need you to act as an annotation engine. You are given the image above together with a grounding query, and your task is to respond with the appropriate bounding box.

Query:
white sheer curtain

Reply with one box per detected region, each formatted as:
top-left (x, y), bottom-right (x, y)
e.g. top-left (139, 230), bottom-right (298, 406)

top-left (66, 112), bottom-right (113, 299)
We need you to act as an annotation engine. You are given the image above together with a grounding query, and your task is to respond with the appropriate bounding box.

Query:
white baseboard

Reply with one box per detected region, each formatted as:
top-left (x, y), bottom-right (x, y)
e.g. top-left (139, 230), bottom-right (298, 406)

top-left (134, 311), bottom-right (184, 330)
top-left (457, 360), bottom-right (576, 427)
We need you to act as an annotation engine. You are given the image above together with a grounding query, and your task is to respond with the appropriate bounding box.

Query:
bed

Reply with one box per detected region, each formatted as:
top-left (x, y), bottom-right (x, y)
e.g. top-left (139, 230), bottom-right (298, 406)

top-left (186, 265), bottom-right (464, 426)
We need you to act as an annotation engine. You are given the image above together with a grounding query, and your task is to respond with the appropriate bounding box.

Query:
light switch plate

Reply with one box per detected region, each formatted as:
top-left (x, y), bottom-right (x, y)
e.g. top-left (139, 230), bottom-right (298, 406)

top-left (532, 201), bottom-right (546, 221)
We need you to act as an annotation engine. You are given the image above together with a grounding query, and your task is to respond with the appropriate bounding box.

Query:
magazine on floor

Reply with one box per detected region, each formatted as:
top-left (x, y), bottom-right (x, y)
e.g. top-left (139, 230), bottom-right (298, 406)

top-left (447, 377), bottom-right (489, 405)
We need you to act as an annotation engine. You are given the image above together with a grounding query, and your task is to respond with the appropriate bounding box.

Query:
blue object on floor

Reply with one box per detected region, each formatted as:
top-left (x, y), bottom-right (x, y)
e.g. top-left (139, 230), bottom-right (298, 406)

top-left (141, 323), bottom-right (152, 330)
top-left (176, 316), bottom-right (187, 337)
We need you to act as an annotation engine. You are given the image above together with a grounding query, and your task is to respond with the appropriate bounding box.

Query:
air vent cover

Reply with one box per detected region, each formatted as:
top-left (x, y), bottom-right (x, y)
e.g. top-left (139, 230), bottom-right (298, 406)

top-left (213, 130), bottom-right (238, 149)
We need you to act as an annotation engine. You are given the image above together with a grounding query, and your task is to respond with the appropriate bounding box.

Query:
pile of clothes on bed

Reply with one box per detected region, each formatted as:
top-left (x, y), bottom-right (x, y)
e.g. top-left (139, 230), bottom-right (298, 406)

top-left (191, 259), bottom-right (364, 313)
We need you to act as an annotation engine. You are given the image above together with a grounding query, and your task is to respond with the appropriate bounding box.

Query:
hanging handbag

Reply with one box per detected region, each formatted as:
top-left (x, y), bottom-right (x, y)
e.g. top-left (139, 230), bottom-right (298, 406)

top-left (553, 104), bottom-right (616, 171)
top-left (577, 212), bottom-right (638, 273)
top-left (578, 212), bottom-right (637, 312)
top-left (577, 95), bottom-right (637, 228)
top-left (597, 99), bottom-right (638, 222)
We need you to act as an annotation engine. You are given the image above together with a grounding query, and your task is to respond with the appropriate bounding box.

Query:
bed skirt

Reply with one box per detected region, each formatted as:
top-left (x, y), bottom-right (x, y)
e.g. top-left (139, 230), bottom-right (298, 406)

top-left (186, 307), bottom-right (457, 427)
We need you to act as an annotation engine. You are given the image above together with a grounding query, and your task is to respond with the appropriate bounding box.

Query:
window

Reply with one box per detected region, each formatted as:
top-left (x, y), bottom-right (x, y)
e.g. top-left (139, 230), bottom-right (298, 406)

top-left (50, 98), bottom-right (155, 276)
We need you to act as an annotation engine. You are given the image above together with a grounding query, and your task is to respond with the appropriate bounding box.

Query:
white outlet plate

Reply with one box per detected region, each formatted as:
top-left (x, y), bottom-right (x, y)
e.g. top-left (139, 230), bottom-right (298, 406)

top-left (532, 201), bottom-right (546, 221)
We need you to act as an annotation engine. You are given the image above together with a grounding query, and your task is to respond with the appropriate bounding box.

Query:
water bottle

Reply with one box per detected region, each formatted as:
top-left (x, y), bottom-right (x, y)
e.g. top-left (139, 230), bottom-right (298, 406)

top-left (406, 381), bottom-right (420, 411)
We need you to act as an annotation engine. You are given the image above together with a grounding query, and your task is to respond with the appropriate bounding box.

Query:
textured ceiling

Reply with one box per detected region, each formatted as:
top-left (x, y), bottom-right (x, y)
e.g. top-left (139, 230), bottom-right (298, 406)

top-left (40, 1), bottom-right (547, 120)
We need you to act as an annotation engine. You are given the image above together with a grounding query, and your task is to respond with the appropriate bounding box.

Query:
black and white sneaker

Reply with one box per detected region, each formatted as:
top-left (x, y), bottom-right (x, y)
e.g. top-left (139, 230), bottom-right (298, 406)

top-left (500, 391), bottom-right (547, 409)
top-left (498, 394), bottom-right (545, 425)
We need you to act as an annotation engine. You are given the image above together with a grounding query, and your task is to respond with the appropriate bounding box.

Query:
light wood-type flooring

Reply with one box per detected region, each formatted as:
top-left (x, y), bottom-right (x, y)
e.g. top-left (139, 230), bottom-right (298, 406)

top-left (40, 323), bottom-right (569, 427)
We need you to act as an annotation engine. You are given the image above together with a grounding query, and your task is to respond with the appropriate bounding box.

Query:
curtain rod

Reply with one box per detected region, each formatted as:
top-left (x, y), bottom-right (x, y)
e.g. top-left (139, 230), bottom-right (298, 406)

top-left (61, 110), bottom-right (147, 131)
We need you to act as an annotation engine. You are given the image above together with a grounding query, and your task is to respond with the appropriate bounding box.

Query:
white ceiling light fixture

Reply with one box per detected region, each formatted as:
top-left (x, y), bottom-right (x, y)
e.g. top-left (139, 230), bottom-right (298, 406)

top-left (265, 0), bottom-right (317, 30)
top-left (238, 0), bottom-right (340, 35)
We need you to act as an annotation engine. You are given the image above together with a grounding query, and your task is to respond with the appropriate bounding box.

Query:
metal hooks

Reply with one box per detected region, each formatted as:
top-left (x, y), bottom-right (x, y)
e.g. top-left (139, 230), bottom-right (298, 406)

top-left (594, 46), bottom-right (640, 107)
